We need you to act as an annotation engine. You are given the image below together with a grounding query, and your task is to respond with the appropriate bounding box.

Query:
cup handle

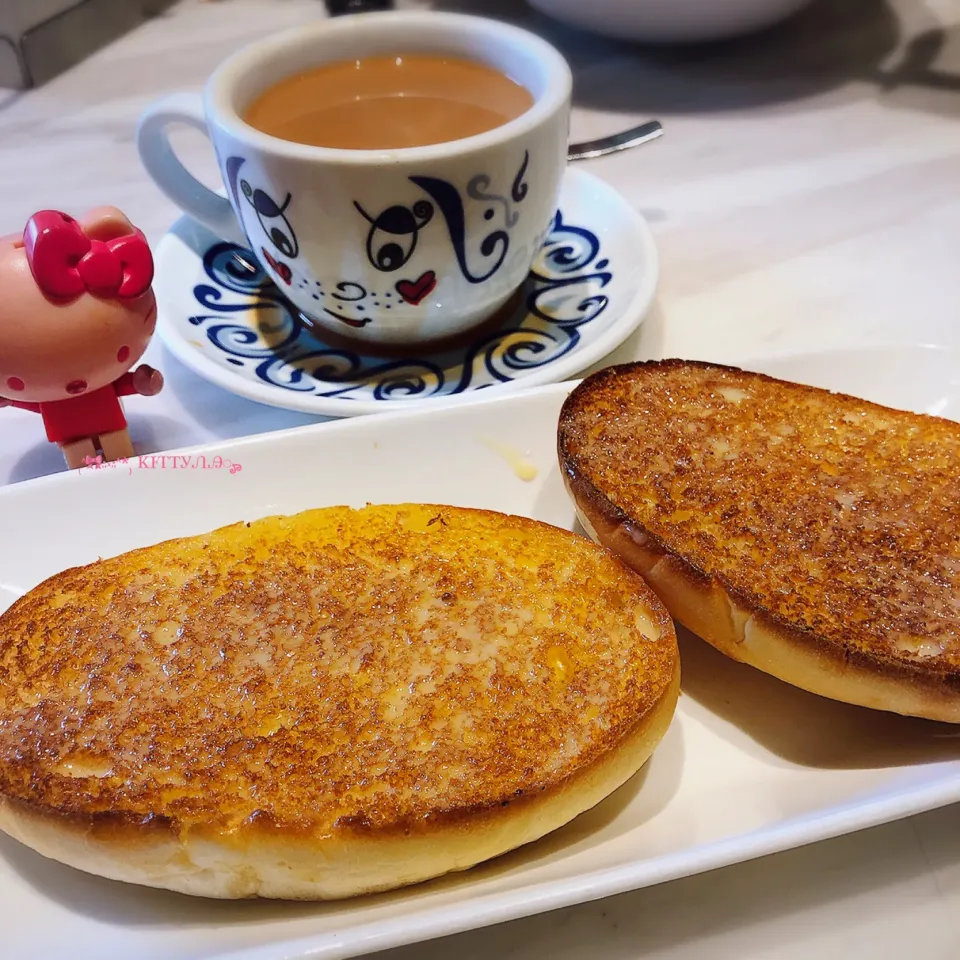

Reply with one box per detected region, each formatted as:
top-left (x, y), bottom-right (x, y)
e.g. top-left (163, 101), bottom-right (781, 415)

top-left (137, 92), bottom-right (248, 247)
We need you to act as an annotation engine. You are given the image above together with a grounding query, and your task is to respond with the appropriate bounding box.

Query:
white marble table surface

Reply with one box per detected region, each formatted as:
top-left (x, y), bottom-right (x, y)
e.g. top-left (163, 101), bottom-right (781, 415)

top-left (1, 0), bottom-right (960, 957)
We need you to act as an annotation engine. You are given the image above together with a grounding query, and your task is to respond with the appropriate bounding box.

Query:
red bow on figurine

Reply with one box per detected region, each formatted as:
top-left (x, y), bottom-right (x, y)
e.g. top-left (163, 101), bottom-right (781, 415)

top-left (22, 211), bottom-right (154, 301)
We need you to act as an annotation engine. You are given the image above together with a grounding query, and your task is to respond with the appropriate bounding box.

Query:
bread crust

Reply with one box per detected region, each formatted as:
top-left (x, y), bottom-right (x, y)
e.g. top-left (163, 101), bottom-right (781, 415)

top-left (558, 360), bottom-right (960, 723)
top-left (0, 668), bottom-right (678, 899)
top-left (0, 503), bottom-right (679, 898)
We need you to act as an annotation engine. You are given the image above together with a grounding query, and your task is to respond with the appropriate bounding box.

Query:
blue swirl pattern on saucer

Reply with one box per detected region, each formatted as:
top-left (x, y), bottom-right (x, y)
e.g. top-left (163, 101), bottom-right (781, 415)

top-left (187, 211), bottom-right (611, 402)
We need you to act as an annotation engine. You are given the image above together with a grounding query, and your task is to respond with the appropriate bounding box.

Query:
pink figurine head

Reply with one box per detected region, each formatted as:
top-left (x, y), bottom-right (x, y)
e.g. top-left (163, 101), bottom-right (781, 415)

top-left (0, 207), bottom-right (158, 403)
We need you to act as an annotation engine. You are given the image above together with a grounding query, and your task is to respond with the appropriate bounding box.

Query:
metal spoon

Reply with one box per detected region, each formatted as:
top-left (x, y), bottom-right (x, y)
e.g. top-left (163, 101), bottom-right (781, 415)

top-left (567, 120), bottom-right (663, 161)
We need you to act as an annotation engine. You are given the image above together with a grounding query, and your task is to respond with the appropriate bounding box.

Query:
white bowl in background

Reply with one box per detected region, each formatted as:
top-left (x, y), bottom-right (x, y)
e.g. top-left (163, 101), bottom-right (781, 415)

top-left (525, 0), bottom-right (816, 43)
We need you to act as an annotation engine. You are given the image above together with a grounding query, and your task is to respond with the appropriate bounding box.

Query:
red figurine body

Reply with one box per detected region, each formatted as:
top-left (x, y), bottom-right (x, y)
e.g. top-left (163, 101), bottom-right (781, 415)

top-left (0, 207), bottom-right (163, 469)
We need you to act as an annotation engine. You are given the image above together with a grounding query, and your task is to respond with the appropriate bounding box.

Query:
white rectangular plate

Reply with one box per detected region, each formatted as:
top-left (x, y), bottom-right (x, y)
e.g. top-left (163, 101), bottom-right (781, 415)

top-left (1, 345), bottom-right (959, 960)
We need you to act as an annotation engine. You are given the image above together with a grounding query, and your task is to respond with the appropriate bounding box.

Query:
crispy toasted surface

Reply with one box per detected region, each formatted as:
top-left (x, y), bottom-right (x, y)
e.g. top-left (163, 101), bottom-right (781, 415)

top-left (0, 504), bottom-right (677, 840)
top-left (558, 360), bottom-right (960, 703)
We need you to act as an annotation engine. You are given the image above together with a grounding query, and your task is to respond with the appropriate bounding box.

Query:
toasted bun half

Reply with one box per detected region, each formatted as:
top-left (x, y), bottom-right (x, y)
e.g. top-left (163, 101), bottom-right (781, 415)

top-left (558, 360), bottom-right (960, 723)
top-left (0, 504), bottom-right (679, 899)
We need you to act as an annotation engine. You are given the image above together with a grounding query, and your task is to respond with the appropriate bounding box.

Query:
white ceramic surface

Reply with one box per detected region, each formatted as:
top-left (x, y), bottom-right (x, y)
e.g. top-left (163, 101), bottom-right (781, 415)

top-left (526, 0), bottom-right (815, 43)
top-left (137, 11), bottom-right (572, 347)
top-left (1, 345), bottom-right (958, 960)
top-left (155, 167), bottom-right (658, 417)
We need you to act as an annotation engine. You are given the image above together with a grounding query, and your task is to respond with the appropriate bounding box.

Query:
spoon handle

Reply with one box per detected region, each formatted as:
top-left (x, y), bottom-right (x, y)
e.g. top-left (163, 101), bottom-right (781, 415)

top-left (567, 120), bottom-right (664, 162)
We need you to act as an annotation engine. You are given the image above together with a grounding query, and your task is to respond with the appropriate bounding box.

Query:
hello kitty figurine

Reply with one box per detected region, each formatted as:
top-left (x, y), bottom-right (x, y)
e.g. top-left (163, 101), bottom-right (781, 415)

top-left (0, 207), bottom-right (163, 470)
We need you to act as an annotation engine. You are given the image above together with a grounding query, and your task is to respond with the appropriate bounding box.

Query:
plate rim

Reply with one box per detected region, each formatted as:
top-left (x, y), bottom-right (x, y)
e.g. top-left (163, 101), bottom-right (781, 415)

top-left (154, 166), bottom-right (659, 418)
top-left (2, 342), bottom-right (955, 500)
top-left (216, 773), bottom-right (960, 960)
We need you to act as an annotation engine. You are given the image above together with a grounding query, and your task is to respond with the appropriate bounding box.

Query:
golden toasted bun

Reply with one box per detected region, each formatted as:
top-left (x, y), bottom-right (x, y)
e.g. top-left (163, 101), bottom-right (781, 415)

top-left (0, 504), bottom-right (678, 899)
top-left (558, 360), bottom-right (960, 723)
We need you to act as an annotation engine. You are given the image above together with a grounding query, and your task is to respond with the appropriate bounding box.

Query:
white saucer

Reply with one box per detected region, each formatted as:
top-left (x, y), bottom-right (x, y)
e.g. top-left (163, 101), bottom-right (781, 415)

top-left (154, 168), bottom-right (658, 417)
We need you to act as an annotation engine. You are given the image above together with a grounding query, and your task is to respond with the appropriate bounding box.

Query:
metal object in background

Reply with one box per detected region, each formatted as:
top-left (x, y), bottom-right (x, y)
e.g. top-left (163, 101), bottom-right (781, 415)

top-left (0, 0), bottom-right (176, 90)
top-left (326, 0), bottom-right (396, 14)
top-left (567, 120), bottom-right (664, 161)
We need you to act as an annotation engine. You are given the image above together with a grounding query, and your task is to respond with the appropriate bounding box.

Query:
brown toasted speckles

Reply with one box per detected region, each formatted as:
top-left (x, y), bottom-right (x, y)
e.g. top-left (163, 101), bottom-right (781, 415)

top-left (559, 360), bottom-right (960, 674)
top-left (0, 504), bottom-right (676, 837)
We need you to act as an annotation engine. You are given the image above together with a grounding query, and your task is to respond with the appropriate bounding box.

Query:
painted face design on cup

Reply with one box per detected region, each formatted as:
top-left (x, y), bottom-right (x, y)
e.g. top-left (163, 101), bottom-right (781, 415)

top-left (354, 199), bottom-right (434, 274)
top-left (227, 161), bottom-right (300, 287)
top-left (224, 149), bottom-right (533, 322)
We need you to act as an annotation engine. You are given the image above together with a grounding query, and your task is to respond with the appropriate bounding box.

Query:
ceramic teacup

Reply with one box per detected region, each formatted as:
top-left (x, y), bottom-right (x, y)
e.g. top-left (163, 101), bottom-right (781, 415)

top-left (137, 11), bottom-right (572, 348)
